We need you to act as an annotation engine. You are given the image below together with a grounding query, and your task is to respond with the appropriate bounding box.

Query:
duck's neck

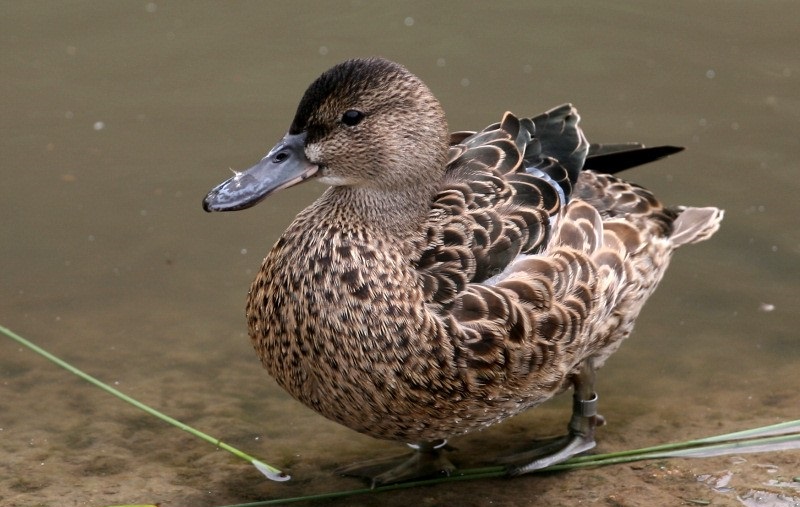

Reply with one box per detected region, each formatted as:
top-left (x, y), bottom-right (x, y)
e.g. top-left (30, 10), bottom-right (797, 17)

top-left (312, 184), bottom-right (436, 244)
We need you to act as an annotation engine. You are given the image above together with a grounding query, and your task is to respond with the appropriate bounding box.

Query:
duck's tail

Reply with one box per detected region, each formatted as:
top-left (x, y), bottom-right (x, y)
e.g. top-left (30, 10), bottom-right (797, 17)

top-left (670, 206), bottom-right (724, 247)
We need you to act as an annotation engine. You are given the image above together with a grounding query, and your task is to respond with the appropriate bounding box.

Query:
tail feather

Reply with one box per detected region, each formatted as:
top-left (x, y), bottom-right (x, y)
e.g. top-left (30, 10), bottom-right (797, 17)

top-left (670, 207), bottom-right (724, 247)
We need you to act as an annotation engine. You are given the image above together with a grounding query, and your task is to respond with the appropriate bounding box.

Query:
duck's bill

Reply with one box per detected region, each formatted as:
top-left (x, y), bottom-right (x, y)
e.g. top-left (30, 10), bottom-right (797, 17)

top-left (202, 132), bottom-right (318, 212)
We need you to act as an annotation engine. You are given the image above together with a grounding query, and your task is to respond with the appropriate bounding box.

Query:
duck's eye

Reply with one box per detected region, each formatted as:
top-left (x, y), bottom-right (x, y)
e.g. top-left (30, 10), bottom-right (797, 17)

top-left (341, 109), bottom-right (365, 127)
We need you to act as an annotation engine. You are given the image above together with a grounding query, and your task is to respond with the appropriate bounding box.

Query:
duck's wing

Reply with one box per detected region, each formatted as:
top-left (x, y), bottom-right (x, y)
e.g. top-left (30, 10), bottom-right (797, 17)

top-left (416, 105), bottom-right (589, 311)
top-left (449, 103), bottom-right (588, 201)
top-left (413, 106), bottom-right (710, 389)
top-left (416, 103), bottom-right (693, 320)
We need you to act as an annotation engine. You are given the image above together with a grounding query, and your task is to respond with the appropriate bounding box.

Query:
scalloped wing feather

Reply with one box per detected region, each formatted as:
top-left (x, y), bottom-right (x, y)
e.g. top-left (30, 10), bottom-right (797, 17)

top-left (416, 107), bottom-right (589, 311)
top-left (444, 197), bottom-right (654, 392)
top-left (416, 113), bottom-right (721, 392)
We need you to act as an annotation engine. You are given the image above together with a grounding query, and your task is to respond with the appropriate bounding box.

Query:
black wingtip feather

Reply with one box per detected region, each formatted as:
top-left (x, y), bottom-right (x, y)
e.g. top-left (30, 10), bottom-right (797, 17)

top-left (585, 145), bottom-right (684, 174)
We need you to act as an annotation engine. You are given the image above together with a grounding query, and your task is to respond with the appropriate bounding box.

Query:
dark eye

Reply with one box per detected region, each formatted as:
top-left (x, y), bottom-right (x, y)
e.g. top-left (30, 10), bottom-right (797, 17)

top-left (341, 109), bottom-right (365, 127)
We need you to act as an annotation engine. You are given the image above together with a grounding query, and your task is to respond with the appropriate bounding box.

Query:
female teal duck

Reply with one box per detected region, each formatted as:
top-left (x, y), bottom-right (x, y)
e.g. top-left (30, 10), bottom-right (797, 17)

top-left (203, 58), bottom-right (723, 485)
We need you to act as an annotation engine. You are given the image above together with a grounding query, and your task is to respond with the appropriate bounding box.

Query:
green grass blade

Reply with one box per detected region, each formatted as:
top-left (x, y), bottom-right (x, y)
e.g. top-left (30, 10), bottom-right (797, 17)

top-left (558, 419), bottom-right (800, 465)
top-left (0, 324), bottom-right (289, 482)
top-left (696, 419), bottom-right (800, 442)
top-left (212, 422), bottom-right (800, 506)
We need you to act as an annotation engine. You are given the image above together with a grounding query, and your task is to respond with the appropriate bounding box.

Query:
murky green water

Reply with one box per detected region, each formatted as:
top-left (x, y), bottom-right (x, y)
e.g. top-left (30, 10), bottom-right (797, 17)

top-left (2, 2), bottom-right (798, 506)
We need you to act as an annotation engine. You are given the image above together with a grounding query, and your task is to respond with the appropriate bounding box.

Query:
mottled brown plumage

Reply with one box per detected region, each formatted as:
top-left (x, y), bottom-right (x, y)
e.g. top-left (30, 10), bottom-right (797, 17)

top-left (203, 57), bottom-right (723, 484)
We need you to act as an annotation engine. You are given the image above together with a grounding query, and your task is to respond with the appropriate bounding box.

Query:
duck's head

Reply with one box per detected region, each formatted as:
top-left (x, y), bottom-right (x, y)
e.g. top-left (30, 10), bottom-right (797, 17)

top-left (203, 58), bottom-right (449, 212)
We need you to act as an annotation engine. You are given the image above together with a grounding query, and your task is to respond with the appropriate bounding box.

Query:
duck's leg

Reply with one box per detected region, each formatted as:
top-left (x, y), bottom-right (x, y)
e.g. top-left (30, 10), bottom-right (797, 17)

top-left (503, 360), bottom-right (602, 475)
top-left (336, 439), bottom-right (456, 487)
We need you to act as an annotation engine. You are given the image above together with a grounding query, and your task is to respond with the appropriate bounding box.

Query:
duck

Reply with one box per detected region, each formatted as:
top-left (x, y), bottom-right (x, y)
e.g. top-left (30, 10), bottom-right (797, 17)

top-left (203, 57), bottom-right (723, 485)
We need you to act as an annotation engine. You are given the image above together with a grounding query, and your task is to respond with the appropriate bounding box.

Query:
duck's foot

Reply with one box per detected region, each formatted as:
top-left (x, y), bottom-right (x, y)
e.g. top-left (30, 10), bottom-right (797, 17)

top-left (336, 440), bottom-right (456, 487)
top-left (501, 400), bottom-right (603, 475)
top-left (502, 360), bottom-right (603, 476)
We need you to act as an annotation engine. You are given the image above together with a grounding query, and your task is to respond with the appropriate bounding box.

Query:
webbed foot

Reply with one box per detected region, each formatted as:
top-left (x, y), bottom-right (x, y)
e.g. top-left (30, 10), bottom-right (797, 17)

top-left (502, 360), bottom-right (603, 475)
top-left (336, 440), bottom-right (456, 487)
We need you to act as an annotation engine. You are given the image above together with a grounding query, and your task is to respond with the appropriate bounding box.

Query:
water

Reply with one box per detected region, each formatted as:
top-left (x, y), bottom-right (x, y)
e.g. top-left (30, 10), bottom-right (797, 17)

top-left (2, 2), bottom-right (798, 506)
